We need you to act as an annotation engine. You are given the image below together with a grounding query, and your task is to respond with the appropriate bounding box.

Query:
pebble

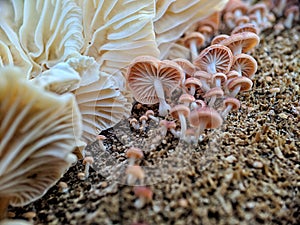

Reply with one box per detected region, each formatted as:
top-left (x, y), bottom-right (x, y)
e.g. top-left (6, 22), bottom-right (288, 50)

top-left (252, 161), bottom-right (263, 169)
top-left (225, 155), bottom-right (237, 163)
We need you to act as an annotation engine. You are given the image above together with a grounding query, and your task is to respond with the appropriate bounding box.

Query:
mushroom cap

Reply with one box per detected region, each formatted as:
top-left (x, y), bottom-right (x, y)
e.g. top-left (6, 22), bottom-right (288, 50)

top-left (183, 32), bottom-right (205, 48)
top-left (97, 135), bottom-right (107, 141)
top-left (139, 115), bottom-right (148, 122)
top-left (126, 56), bottom-right (184, 104)
top-left (193, 70), bottom-right (212, 81)
top-left (178, 94), bottom-right (196, 104)
top-left (212, 72), bottom-right (227, 85)
top-left (203, 87), bottom-right (224, 98)
top-left (248, 3), bottom-right (268, 15)
top-left (211, 34), bottom-right (230, 45)
top-left (0, 67), bottom-right (81, 207)
top-left (231, 23), bottom-right (260, 35)
top-left (145, 110), bottom-right (155, 117)
top-left (133, 186), bottom-right (153, 201)
top-left (231, 53), bottom-right (257, 79)
top-left (197, 11), bottom-right (220, 34)
top-left (284, 5), bottom-right (300, 17)
top-left (219, 32), bottom-right (260, 55)
top-left (226, 70), bottom-right (240, 80)
top-left (130, 118), bottom-right (138, 125)
top-left (193, 44), bottom-right (234, 74)
top-left (223, 97), bottom-right (241, 110)
top-left (184, 77), bottom-right (202, 89)
top-left (172, 58), bottom-right (196, 79)
top-left (126, 165), bottom-right (145, 180)
top-left (227, 76), bottom-right (253, 92)
top-left (126, 147), bottom-right (144, 159)
top-left (224, 0), bottom-right (247, 15)
top-left (236, 15), bottom-right (250, 25)
top-left (83, 156), bottom-right (94, 165)
top-left (169, 105), bottom-right (190, 119)
top-left (189, 107), bottom-right (223, 129)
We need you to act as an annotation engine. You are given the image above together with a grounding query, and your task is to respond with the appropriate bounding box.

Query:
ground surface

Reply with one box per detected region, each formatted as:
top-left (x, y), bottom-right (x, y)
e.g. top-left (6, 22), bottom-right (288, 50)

top-left (8, 24), bottom-right (300, 225)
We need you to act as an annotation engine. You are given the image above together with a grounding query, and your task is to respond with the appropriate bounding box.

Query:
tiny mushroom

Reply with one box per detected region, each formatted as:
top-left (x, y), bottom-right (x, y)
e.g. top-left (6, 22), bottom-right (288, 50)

top-left (126, 165), bottom-right (145, 186)
top-left (231, 53), bottom-right (257, 79)
top-left (193, 70), bottom-right (212, 92)
top-left (189, 107), bottom-right (223, 140)
top-left (224, 0), bottom-right (248, 21)
top-left (183, 32), bottom-right (205, 61)
top-left (178, 94), bottom-right (196, 107)
top-left (220, 32), bottom-right (260, 55)
top-left (184, 77), bottom-right (203, 96)
top-left (172, 58), bottom-right (196, 79)
top-left (83, 156), bottom-right (94, 179)
top-left (284, 5), bottom-right (299, 29)
top-left (211, 34), bottom-right (230, 45)
top-left (248, 3), bottom-right (268, 26)
top-left (221, 97), bottom-right (241, 118)
top-left (231, 23), bottom-right (260, 35)
top-left (145, 110), bottom-right (159, 123)
top-left (96, 135), bottom-right (107, 151)
top-left (126, 147), bottom-right (144, 166)
top-left (127, 56), bottom-right (184, 117)
top-left (139, 115), bottom-right (148, 131)
top-left (133, 186), bottom-right (153, 209)
top-left (193, 44), bottom-right (234, 75)
top-left (129, 118), bottom-right (140, 130)
top-left (203, 87), bottom-right (224, 107)
top-left (227, 76), bottom-right (253, 97)
top-left (169, 105), bottom-right (190, 139)
top-left (211, 72), bottom-right (227, 88)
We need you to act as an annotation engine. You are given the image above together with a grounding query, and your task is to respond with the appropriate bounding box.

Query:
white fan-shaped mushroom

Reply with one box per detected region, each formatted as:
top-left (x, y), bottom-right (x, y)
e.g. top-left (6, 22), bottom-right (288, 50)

top-left (78, 0), bottom-right (159, 76)
top-left (0, 67), bottom-right (82, 218)
top-left (74, 71), bottom-right (131, 143)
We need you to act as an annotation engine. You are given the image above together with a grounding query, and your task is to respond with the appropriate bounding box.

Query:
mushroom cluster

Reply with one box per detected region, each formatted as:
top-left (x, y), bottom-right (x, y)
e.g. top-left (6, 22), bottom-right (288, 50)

top-left (125, 0), bottom-right (295, 143)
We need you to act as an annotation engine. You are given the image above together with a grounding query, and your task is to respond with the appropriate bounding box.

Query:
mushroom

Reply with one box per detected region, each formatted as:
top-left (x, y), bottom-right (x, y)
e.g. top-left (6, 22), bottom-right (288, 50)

top-left (203, 87), bottom-right (224, 107)
top-left (75, 71), bottom-right (131, 144)
top-left (211, 72), bottom-right (227, 88)
top-left (126, 147), bottom-right (144, 166)
top-left (126, 56), bottom-right (184, 117)
top-left (231, 53), bottom-right (257, 79)
top-left (221, 97), bottom-right (241, 118)
top-left (219, 32), bottom-right (260, 55)
top-left (159, 120), bottom-right (179, 138)
top-left (145, 110), bottom-right (159, 123)
top-left (172, 58), bottom-right (196, 79)
top-left (0, 67), bottom-right (81, 218)
top-left (189, 107), bottom-right (223, 140)
top-left (284, 5), bottom-right (299, 29)
top-left (193, 70), bottom-right (212, 92)
top-left (184, 77), bottom-right (202, 96)
top-left (82, 156), bottom-right (94, 179)
top-left (169, 105), bottom-right (190, 139)
top-left (133, 186), bottom-right (153, 209)
top-left (247, 3), bottom-right (268, 27)
top-left (129, 118), bottom-right (140, 130)
top-left (96, 135), bottom-right (107, 151)
top-left (226, 76), bottom-right (253, 97)
top-left (178, 94), bottom-right (195, 107)
top-left (139, 115), bottom-right (148, 131)
top-left (193, 44), bottom-right (234, 76)
top-left (211, 34), bottom-right (230, 45)
top-left (231, 23), bottom-right (260, 35)
top-left (183, 32), bottom-right (205, 60)
top-left (126, 165), bottom-right (145, 186)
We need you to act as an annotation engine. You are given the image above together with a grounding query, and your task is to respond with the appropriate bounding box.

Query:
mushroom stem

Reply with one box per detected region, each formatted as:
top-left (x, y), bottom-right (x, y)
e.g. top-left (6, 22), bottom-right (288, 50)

top-left (134, 197), bottom-right (147, 209)
top-left (231, 85), bottom-right (241, 97)
top-left (195, 121), bottom-right (207, 141)
top-left (154, 79), bottom-right (171, 116)
top-left (208, 95), bottom-right (217, 107)
top-left (215, 78), bottom-right (222, 88)
top-left (284, 12), bottom-right (295, 29)
top-left (0, 196), bottom-right (9, 219)
top-left (189, 39), bottom-right (199, 61)
top-left (221, 104), bottom-right (233, 119)
top-left (178, 113), bottom-right (187, 139)
top-left (189, 85), bottom-right (196, 96)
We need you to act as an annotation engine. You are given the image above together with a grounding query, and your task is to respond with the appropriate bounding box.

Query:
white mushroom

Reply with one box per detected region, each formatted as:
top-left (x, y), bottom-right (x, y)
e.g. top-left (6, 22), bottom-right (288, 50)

top-left (0, 67), bottom-right (82, 218)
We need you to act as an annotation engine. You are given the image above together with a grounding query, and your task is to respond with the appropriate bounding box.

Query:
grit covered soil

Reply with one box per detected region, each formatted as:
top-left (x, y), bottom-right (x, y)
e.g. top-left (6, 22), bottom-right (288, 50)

top-left (8, 25), bottom-right (300, 225)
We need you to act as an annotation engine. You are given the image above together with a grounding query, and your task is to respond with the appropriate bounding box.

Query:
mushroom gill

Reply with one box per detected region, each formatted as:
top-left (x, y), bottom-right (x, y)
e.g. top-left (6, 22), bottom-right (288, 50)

top-left (0, 67), bottom-right (81, 218)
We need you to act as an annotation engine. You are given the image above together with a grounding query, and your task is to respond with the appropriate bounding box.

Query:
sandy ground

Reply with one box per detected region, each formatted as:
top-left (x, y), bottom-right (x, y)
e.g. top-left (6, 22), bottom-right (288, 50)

top-left (8, 24), bottom-right (300, 225)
